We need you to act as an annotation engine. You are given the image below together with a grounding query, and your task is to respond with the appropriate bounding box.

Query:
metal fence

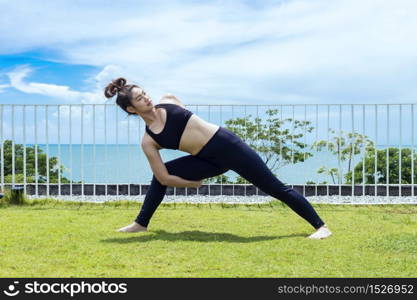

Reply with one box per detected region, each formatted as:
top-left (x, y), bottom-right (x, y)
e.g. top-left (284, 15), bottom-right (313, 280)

top-left (0, 103), bottom-right (416, 201)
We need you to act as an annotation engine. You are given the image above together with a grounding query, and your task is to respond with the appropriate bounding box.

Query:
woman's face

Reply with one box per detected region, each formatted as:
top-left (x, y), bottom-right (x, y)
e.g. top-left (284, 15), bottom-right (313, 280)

top-left (127, 87), bottom-right (153, 114)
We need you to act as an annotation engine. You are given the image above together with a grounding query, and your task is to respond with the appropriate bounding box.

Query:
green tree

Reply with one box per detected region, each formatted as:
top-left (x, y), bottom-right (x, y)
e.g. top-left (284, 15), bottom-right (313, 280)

top-left (204, 174), bottom-right (247, 184)
top-left (345, 147), bottom-right (417, 184)
top-left (203, 108), bottom-right (315, 184)
top-left (204, 174), bottom-right (233, 184)
top-left (311, 129), bottom-right (375, 184)
top-left (0, 140), bottom-right (79, 184)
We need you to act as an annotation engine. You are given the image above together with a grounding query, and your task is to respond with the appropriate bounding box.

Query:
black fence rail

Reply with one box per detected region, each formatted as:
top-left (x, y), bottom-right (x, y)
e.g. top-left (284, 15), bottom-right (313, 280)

top-left (2, 184), bottom-right (417, 197)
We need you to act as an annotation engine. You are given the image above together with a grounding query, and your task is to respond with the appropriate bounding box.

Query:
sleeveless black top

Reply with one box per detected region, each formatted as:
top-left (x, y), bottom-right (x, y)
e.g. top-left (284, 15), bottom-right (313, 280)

top-left (145, 103), bottom-right (194, 149)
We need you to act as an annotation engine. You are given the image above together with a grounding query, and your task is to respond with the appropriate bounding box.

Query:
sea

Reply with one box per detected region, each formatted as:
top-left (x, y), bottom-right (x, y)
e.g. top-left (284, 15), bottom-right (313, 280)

top-left (30, 144), bottom-right (415, 185)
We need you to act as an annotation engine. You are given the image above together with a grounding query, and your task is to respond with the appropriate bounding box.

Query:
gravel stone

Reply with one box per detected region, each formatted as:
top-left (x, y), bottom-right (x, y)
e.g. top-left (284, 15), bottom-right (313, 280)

top-left (26, 195), bottom-right (417, 204)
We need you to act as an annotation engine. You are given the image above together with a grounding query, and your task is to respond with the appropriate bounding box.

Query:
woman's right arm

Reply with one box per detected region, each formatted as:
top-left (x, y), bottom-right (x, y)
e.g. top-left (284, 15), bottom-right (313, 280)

top-left (165, 175), bottom-right (202, 188)
top-left (141, 140), bottom-right (202, 188)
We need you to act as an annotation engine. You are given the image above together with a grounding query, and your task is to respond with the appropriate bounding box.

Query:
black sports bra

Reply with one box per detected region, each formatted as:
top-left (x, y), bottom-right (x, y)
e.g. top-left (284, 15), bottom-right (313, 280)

top-left (145, 103), bottom-right (194, 149)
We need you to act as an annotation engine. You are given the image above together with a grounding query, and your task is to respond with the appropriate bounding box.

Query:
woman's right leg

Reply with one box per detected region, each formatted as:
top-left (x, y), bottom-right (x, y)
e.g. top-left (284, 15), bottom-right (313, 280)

top-left (135, 155), bottom-right (229, 227)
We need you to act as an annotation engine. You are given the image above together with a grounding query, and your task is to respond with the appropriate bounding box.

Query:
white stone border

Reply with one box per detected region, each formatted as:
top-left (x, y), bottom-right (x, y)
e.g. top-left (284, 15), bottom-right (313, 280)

top-left (26, 195), bottom-right (417, 205)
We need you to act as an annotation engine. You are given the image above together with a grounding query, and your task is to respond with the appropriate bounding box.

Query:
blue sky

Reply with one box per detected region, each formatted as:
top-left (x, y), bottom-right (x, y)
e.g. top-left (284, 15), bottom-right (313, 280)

top-left (1, 0), bottom-right (417, 105)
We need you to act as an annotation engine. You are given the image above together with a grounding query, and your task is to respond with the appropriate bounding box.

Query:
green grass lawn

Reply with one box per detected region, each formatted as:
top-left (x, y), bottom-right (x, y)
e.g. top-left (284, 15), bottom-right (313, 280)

top-left (0, 200), bottom-right (416, 277)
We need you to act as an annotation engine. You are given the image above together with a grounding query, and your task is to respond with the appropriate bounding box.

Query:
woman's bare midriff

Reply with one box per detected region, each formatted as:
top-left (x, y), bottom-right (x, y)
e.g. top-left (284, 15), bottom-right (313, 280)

top-left (147, 104), bottom-right (220, 155)
top-left (178, 115), bottom-right (220, 155)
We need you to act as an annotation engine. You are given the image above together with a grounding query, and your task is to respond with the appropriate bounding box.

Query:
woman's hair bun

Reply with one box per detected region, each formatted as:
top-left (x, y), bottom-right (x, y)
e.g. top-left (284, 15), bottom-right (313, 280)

top-left (104, 77), bottom-right (127, 98)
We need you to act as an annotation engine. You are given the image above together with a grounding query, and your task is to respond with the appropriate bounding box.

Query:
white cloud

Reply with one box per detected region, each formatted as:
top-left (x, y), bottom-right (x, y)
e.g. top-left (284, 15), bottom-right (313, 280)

top-left (1, 0), bottom-right (417, 104)
top-left (4, 64), bottom-right (141, 125)
top-left (94, 65), bottom-right (124, 86)
top-left (0, 84), bottom-right (9, 93)
top-left (6, 65), bottom-right (103, 104)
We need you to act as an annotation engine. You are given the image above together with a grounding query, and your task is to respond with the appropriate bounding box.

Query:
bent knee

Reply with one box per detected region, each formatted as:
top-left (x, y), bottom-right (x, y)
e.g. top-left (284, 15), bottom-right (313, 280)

top-left (152, 175), bottom-right (167, 186)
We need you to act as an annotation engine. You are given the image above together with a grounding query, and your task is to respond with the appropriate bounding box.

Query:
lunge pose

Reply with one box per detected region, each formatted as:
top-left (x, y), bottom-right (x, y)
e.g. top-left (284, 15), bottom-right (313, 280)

top-left (104, 78), bottom-right (332, 239)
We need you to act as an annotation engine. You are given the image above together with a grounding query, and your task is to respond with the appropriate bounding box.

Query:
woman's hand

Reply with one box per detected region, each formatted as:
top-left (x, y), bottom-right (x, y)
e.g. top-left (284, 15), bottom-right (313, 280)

top-left (190, 180), bottom-right (203, 189)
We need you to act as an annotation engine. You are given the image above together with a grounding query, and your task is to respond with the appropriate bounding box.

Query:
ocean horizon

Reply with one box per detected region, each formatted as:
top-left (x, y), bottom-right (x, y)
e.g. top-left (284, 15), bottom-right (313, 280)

top-left (11, 143), bottom-right (413, 185)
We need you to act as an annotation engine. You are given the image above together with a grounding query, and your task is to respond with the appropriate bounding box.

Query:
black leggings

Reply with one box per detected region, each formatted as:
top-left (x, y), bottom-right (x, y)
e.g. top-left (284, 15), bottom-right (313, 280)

top-left (135, 126), bottom-right (325, 229)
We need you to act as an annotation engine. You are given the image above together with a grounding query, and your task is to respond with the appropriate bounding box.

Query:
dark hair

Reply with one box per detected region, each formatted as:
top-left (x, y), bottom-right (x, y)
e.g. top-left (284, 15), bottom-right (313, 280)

top-left (104, 77), bottom-right (140, 116)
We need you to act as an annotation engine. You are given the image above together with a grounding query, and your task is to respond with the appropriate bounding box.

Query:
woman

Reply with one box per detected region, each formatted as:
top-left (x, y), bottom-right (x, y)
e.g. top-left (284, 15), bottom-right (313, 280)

top-left (104, 78), bottom-right (332, 239)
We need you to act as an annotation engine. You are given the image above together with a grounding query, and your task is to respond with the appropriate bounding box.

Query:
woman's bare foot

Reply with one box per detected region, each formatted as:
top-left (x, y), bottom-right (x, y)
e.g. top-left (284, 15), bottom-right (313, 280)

top-left (307, 224), bottom-right (332, 239)
top-left (117, 222), bottom-right (148, 233)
